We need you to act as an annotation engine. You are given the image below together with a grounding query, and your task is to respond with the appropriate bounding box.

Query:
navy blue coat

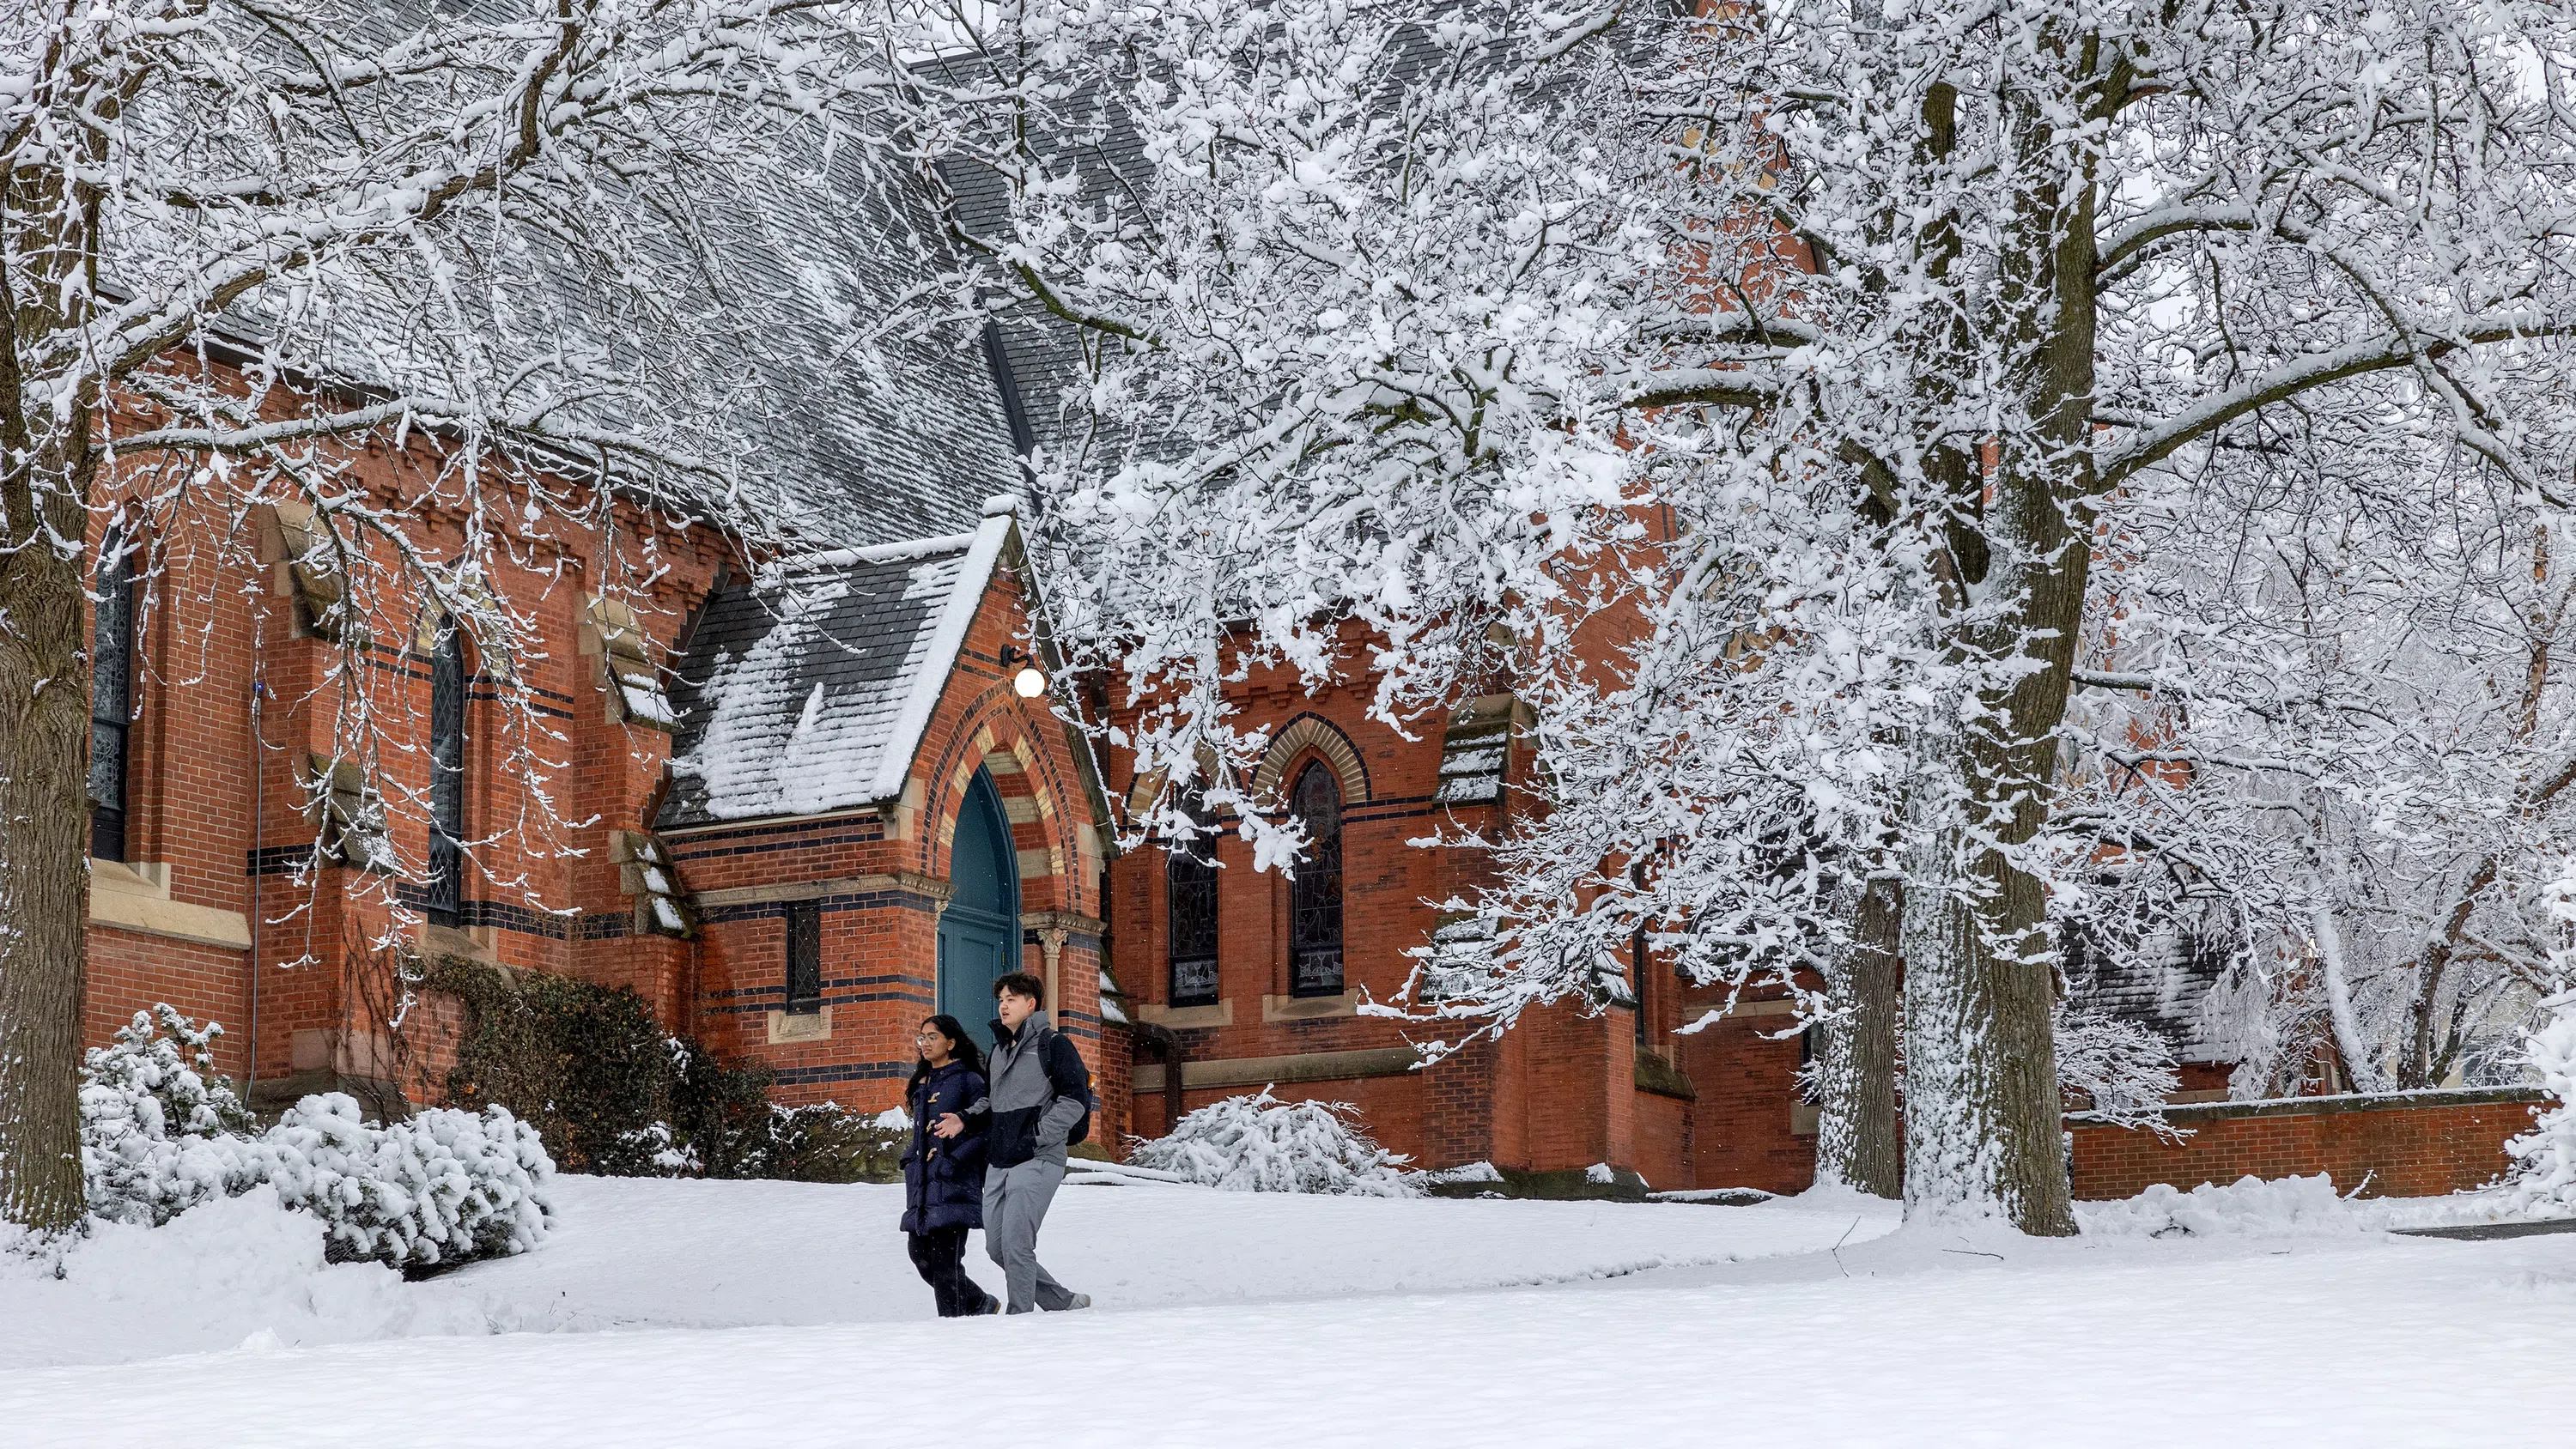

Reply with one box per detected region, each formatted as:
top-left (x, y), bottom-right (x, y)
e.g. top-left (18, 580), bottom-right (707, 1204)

top-left (900, 1060), bottom-right (988, 1234)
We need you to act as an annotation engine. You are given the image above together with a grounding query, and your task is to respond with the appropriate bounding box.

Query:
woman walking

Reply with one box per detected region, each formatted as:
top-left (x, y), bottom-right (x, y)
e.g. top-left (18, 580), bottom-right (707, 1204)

top-left (902, 1015), bottom-right (999, 1317)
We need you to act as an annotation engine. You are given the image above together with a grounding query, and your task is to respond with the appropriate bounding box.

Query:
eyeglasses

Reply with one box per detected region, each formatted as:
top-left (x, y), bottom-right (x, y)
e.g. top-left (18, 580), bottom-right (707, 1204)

top-left (915, 1028), bottom-right (948, 1042)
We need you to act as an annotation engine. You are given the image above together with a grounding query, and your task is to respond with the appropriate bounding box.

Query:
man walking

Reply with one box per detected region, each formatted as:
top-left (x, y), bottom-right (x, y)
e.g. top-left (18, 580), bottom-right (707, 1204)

top-left (970, 972), bottom-right (1094, 1313)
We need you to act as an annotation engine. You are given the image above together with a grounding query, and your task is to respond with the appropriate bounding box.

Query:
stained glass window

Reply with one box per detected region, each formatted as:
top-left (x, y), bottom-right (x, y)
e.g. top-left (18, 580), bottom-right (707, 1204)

top-left (1288, 762), bottom-right (1345, 997)
top-left (786, 900), bottom-right (823, 1014)
top-left (427, 623), bottom-right (467, 925)
top-left (88, 533), bottom-right (137, 862)
top-left (1167, 803), bottom-right (1221, 1006)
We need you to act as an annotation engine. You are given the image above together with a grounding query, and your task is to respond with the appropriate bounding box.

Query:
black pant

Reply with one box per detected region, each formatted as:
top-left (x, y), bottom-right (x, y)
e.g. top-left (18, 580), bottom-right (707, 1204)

top-left (907, 1226), bottom-right (995, 1318)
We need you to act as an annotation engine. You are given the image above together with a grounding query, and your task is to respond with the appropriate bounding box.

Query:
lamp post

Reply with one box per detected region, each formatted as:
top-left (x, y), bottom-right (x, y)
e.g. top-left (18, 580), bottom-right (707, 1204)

top-left (999, 643), bottom-right (1048, 699)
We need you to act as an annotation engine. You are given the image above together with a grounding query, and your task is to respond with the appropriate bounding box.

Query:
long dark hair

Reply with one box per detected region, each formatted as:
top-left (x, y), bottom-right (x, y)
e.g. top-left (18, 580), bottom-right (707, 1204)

top-left (906, 1014), bottom-right (985, 1096)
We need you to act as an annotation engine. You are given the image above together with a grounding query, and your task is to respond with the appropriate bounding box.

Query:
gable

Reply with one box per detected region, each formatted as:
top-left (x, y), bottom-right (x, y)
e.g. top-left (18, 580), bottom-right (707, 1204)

top-left (658, 512), bottom-right (1013, 828)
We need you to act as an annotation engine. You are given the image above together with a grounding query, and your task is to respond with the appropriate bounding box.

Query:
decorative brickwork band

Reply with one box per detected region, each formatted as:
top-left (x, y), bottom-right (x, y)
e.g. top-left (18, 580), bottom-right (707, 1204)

top-left (1249, 712), bottom-right (1370, 806)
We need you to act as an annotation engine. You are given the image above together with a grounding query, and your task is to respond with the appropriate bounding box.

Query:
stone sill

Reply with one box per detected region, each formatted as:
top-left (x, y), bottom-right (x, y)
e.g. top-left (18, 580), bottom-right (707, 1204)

top-left (1633, 1048), bottom-right (1698, 1101)
top-left (88, 861), bottom-right (250, 950)
top-left (1133, 1045), bottom-right (1418, 1094)
top-left (769, 1005), bottom-right (833, 1045)
top-left (1134, 998), bottom-right (1232, 1029)
top-left (2067, 1084), bottom-right (2549, 1127)
top-left (1263, 989), bottom-right (1361, 1022)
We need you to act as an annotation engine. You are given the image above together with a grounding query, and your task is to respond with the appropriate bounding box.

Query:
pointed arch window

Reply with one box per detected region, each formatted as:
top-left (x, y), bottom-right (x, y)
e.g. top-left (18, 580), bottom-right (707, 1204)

top-left (426, 622), bottom-right (468, 927)
top-left (1288, 761), bottom-right (1345, 997)
top-left (89, 532), bottom-right (139, 862)
top-left (1166, 797), bottom-right (1221, 1008)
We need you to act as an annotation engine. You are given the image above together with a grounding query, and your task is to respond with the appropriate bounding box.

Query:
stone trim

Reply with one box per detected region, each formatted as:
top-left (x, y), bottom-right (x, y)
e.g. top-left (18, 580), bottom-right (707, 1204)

top-left (1249, 712), bottom-right (1371, 806)
top-left (768, 1005), bottom-right (833, 1044)
top-left (2067, 1084), bottom-right (2549, 1127)
top-left (1134, 998), bottom-right (1233, 1029)
top-left (1132, 1045), bottom-right (1419, 1093)
top-left (91, 859), bottom-right (170, 898)
top-left (659, 803), bottom-right (890, 838)
top-left (695, 871), bottom-right (954, 909)
top-left (88, 887), bottom-right (253, 951)
top-left (1634, 1048), bottom-right (1697, 1100)
top-left (1019, 908), bottom-right (1107, 937)
top-left (1263, 989), bottom-right (1363, 1022)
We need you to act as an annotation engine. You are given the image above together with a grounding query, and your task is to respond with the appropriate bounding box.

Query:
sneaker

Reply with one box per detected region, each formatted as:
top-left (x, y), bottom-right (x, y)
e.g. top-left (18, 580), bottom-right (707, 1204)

top-left (1066, 1293), bottom-right (1091, 1311)
top-left (982, 1298), bottom-right (1003, 1316)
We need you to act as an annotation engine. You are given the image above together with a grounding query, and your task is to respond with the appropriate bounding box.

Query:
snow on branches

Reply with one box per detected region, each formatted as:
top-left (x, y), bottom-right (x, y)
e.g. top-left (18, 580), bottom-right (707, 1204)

top-left (914, 0), bottom-right (2576, 1227)
top-left (3, 0), bottom-right (987, 1231)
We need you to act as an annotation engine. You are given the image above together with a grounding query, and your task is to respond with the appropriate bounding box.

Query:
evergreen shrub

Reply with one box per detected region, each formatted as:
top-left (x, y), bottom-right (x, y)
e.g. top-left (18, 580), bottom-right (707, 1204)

top-left (425, 959), bottom-right (902, 1183)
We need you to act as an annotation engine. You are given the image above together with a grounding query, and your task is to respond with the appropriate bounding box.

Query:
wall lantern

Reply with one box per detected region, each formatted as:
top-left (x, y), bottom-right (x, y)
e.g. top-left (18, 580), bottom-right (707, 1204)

top-left (1001, 644), bottom-right (1048, 699)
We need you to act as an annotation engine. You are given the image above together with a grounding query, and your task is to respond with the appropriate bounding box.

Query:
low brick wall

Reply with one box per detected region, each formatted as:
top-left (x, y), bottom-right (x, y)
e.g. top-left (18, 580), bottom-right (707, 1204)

top-left (2069, 1086), bottom-right (2552, 1200)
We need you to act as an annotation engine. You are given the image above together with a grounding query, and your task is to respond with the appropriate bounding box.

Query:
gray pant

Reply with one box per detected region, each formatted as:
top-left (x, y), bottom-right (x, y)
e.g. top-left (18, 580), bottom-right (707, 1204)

top-left (982, 1158), bottom-right (1077, 1313)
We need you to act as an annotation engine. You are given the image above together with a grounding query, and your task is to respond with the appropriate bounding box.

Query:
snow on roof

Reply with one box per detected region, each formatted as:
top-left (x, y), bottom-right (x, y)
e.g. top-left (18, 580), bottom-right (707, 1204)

top-left (659, 512), bottom-right (1013, 828)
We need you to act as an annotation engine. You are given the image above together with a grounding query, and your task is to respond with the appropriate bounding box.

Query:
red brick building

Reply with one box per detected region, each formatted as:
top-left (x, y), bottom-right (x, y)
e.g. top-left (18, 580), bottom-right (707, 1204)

top-left (1097, 651), bottom-right (1832, 1194)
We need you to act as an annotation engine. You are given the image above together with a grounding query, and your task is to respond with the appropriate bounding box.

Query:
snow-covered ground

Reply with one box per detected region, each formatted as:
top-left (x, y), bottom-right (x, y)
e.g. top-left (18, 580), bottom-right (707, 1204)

top-left (4, 1171), bottom-right (2573, 1446)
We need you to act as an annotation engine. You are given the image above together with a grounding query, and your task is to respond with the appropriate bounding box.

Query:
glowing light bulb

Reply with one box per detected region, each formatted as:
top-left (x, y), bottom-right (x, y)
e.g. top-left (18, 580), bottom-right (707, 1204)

top-left (1012, 665), bottom-right (1048, 699)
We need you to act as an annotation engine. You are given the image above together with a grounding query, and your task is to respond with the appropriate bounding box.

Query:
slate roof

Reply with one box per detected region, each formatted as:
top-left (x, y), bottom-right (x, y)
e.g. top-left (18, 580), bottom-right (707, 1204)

top-left (193, 17), bottom-right (1029, 550)
top-left (925, 62), bottom-right (1139, 461)
top-left (657, 511), bottom-right (1015, 829)
top-left (2064, 924), bottom-right (2233, 1065)
top-left (697, 154), bottom-right (1030, 546)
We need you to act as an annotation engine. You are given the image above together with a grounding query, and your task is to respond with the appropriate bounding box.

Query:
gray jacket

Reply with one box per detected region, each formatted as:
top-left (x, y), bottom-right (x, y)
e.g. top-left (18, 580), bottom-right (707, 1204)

top-left (973, 1014), bottom-right (1090, 1168)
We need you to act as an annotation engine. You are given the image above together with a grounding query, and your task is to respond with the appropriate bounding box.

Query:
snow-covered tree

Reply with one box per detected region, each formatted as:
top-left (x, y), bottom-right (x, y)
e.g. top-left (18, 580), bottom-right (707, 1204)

top-left (919, 0), bottom-right (2576, 1233)
top-left (2065, 452), bottom-right (2576, 1096)
top-left (1, 0), bottom-right (960, 1235)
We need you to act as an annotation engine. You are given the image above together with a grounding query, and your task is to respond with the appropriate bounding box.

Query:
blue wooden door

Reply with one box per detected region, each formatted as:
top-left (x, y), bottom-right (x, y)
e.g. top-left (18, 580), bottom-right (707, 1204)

top-left (937, 768), bottom-right (1021, 1049)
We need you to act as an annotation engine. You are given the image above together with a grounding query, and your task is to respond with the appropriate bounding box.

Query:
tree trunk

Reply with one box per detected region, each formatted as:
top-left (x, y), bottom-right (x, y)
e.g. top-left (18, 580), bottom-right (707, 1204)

top-left (1815, 874), bottom-right (1902, 1197)
top-left (1893, 39), bottom-right (2102, 1238)
top-left (1899, 761), bottom-right (2076, 1235)
top-left (0, 444), bottom-right (103, 1237)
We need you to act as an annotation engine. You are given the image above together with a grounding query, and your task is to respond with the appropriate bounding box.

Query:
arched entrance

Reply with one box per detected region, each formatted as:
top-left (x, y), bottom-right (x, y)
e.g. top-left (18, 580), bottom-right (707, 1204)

top-left (938, 767), bottom-right (1022, 1048)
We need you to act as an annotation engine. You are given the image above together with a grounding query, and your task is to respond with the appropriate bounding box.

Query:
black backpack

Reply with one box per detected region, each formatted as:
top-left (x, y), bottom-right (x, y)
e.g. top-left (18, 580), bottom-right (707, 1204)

top-left (1044, 1031), bottom-right (1097, 1146)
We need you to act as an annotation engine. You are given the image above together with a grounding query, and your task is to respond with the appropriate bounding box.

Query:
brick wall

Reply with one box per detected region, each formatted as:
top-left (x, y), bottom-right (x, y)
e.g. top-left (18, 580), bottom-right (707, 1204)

top-left (1672, 988), bottom-right (1817, 1194)
top-left (2069, 1087), bottom-right (2551, 1200)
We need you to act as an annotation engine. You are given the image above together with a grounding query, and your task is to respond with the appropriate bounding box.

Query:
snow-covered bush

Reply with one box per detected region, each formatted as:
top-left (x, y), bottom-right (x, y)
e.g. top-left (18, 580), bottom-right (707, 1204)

top-left (264, 1094), bottom-right (552, 1269)
top-left (2076, 1174), bottom-right (2364, 1238)
top-left (82, 1008), bottom-right (259, 1227)
top-left (1127, 1088), bottom-right (1418, 1196)
top-left (2505, 997), bottom-right (2576, 1215)
top-left (81, 1007), bottom-right (553, 1269)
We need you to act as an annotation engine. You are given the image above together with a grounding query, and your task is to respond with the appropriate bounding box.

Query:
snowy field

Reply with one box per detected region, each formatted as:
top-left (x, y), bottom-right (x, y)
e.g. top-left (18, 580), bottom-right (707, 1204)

top-left (4, 1171), bottom-right (2573, 1446)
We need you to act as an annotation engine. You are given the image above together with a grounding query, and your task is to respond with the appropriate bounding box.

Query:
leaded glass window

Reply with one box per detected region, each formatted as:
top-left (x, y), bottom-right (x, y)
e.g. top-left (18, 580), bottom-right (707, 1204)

top-left (786, 900), bottom-right (823, 1014)
top-left (89, 533), bottom-right (138, 862)
top-left (1288, 762), bottom-right (1345, 997)
top-left (1167, 807), bottom-right (1220, 1006)
top-left (427, 623), bottom-right (467, 926)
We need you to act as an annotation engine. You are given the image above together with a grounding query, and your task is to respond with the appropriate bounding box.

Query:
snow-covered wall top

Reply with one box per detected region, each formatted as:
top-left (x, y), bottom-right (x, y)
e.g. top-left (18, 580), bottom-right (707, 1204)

top-left (658, 515), bottom-right (1011, 828)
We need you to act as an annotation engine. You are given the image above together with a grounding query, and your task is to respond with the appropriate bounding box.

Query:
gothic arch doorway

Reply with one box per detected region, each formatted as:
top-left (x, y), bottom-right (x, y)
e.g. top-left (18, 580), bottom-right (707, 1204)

top-left (938, 767), bottom-right (1022, 1048)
